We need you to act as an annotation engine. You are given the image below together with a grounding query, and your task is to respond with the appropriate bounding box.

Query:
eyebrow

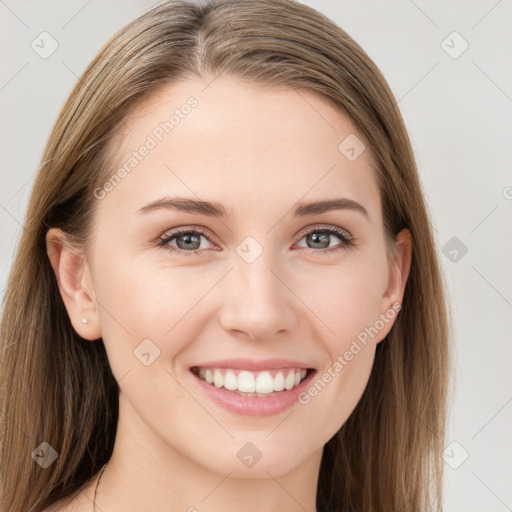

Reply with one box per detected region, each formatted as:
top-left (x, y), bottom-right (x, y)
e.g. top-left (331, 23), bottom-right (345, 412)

top-left (136, 196), bottom-right (369, 219)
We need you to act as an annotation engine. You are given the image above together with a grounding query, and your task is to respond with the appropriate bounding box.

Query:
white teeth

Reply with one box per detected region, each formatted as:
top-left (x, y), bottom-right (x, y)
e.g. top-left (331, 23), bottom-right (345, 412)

top-left (196, 367), bottom-right (309, 394)
top-left (213, 369), bottom-right (224, 388)
top-left (274, 372), bottom-right (284, 391)
top-left (284, 371), bottom-right (295, 390)
top-left (237, 371), bottom-right (256, 392)
top-left (274, 371), bottom-right (285, 391)
top-left (255, 372), bottom-right (274, 394)
top-left (224, 370), bottom-right (238, 391)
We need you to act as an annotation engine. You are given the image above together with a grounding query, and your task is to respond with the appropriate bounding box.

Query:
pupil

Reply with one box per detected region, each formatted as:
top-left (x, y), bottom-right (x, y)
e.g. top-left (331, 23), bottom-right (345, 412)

top-left (177, 234), bottom-right (200, 250)
top-left (309, 232), bottom-right (329, 249)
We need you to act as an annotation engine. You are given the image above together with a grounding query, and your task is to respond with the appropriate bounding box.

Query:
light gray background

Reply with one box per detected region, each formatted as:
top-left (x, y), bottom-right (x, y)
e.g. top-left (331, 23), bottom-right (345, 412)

top-left (1, 1), bottom-right (511, 510)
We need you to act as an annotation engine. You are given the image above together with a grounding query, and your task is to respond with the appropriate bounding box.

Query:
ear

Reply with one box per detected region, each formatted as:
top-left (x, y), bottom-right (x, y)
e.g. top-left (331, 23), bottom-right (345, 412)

top-left (375, 228), bottom-right (412, 343)
top-left (45, 228), bottom-right (101, 341)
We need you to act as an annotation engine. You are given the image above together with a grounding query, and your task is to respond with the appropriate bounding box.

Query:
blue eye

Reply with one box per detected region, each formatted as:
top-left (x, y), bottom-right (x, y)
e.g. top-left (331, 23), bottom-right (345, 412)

top-left (157, 225), bottom-right (354, 256)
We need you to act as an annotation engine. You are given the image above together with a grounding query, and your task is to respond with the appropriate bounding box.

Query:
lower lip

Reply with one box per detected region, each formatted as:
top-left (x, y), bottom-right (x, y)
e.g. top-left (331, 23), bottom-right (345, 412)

top-left (190, 369), bottom-right (316, 417)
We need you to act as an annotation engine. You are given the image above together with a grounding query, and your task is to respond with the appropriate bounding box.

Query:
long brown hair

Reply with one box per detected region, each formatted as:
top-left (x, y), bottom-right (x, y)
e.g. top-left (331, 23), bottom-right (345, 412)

top-left (0, 1), bottom-right (453, 510)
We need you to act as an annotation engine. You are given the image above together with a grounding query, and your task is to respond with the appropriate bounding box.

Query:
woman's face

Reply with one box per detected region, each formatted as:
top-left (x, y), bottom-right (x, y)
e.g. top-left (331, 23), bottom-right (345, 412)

top-left (56, 76), bottom-right (409, 479)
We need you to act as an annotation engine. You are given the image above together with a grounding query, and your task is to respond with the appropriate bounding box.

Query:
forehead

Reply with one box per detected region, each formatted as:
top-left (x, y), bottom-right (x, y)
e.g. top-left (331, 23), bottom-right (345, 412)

top-left (99, 76), bottom-right (381, 225)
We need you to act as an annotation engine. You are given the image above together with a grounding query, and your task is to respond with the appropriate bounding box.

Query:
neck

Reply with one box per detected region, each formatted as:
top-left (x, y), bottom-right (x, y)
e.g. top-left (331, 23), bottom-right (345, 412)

top-left (95, 393), bottom-right (322, 512)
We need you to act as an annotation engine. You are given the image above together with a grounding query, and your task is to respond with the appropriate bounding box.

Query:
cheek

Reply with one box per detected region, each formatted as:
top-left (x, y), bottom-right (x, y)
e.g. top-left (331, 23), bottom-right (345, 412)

top-left (291, 258), bottom-right (384, 412)
top-left (91, 253), bottom-right (215, 365)
top-left (313, 342), bottom-right (376, 432)
top-left (293, 257), bottom-right (385, 341)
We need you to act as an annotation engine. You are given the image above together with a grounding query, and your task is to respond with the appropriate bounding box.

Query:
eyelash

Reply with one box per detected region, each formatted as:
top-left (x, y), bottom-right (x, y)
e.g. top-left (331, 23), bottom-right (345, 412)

top-left (157, 224), bottom-right (355, 257)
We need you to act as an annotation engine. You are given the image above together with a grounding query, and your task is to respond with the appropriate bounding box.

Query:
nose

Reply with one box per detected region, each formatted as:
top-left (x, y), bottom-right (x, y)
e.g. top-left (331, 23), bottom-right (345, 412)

top-left (218, 254), bottom-right (297, 341)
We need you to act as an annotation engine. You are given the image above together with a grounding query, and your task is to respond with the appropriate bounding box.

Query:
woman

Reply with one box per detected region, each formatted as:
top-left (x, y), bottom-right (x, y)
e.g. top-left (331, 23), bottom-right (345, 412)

top-left (0, 0), bottom-right (452, 510)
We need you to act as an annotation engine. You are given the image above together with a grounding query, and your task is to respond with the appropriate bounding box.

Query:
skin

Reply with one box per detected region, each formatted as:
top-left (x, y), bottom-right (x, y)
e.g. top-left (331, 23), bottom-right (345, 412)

top-left (46, 75), bottom-right (412, 512)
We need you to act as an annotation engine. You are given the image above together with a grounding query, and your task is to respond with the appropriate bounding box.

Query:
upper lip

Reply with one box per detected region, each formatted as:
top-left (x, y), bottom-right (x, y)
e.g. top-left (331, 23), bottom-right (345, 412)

top-left (190, 358), bottom-right (315, 372)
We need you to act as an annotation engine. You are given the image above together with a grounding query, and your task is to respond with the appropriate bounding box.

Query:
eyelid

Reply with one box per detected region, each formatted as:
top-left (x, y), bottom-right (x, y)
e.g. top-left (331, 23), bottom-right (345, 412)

top-left (159, 225), bottom-right (212, 240)
top-left (295, 223), bottom-right (352, 242)
top-left (157, 223), bottom-right (354, 254)
top-left (158, 223), bottom-right (352, 241)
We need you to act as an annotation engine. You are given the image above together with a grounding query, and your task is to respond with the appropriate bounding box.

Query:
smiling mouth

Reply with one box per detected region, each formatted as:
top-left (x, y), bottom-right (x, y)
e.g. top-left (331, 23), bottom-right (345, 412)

top-left (190, 366), bottom-right (315, 397)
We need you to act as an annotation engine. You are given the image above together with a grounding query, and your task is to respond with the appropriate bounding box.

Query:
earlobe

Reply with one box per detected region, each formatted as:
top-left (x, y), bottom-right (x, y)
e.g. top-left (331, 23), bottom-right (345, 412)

top-left (45, 228), bottom-right (102, 341)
